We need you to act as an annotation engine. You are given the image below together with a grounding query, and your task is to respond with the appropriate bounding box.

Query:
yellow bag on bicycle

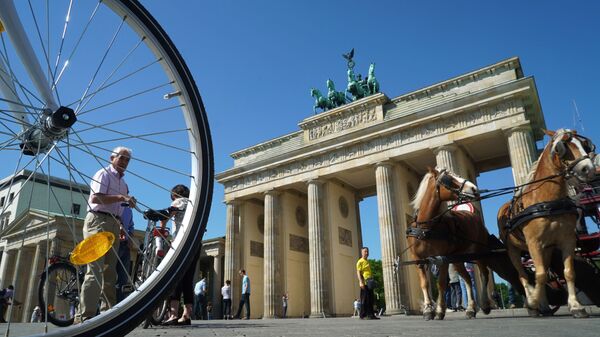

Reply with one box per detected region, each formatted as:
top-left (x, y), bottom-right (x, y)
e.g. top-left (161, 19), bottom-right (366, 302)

top-left (70, 232), bottom-right (115, 265)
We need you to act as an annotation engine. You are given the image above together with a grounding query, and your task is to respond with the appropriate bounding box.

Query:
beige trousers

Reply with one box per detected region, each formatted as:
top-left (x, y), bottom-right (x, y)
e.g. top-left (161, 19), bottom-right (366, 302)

top-left (77, 212), bottom-right (120, 318)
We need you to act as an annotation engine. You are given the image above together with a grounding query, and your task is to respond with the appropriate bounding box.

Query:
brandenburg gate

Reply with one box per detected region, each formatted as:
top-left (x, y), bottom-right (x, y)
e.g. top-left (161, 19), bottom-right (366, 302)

top-left (216, 57), bottom-right (544, 318)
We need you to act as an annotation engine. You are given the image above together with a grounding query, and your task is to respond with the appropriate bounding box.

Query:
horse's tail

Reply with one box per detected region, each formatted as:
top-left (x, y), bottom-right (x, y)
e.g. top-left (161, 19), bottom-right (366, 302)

top-left (480, 234), bottom-right (526, 296)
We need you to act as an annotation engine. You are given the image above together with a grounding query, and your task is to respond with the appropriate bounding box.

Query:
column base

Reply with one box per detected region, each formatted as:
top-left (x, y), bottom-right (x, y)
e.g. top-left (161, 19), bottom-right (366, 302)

top-left (385, 308), bottom-right (405, 316)
top-left (309, 312), bottom-right (328, 318)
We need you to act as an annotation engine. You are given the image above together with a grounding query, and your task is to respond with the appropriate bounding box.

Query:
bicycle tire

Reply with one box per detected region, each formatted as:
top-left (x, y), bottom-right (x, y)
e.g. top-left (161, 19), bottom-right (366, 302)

top-left (38, 263), bottom-right (80, 327)
top-left (1, 1), bottom-right (214, 336)
top-left (147, 297), bottom-right (169, 326)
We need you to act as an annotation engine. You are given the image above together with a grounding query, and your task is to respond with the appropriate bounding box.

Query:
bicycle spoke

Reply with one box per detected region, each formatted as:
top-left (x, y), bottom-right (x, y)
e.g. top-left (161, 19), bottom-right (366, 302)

top-left (70, 58), bottom-right (161, 112)
top-left (52, 1), bottom-right (102, 89)
top-left (76, 81), bottom-right (173, 116)
top-left (49, 149), bottom-right (165, 271)
top-left (79, 142), bottom-right (191, 178)
top-left (74, 104), bottom-right (183, 133)
top-left (27, 0), bottom-right (61, 105)
top-left (72, 37), bottom-right (150, 113)
top-left (70, 122), bottom-right (191, 152)
top-left (51, 0), bottom-right (74, 83)
top-left (0, 33), bottom-right (45, 113)
top-left (73, 15), bottom-right (126, 113)
top-left (61, 132), bottom-right (181, 208)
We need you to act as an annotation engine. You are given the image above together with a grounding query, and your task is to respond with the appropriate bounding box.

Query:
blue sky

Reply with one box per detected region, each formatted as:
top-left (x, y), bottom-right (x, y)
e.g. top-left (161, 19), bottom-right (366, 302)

top-left (139, 1), bottom-right (600, 260)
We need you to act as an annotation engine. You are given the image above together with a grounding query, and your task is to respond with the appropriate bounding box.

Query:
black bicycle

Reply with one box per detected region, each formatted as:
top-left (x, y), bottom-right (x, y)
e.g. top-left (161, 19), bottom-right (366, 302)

top-left (38, 256), bottom-right (85, 327)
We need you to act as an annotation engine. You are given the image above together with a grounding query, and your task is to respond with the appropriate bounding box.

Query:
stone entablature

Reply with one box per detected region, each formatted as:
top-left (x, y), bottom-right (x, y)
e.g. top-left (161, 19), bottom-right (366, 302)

top-left (220, 58), bottom-right (524, 170)
top-left (299, 93), bottom-right (387, 142)
top-left (219, 77), bottom-right (537, 197)
top-left (390, 57), bottom-right (521, 104)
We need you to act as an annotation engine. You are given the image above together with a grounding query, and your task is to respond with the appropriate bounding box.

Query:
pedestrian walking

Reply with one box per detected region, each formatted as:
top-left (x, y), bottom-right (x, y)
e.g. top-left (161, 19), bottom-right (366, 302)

top-left (233, 269), bottom-right (251, 319)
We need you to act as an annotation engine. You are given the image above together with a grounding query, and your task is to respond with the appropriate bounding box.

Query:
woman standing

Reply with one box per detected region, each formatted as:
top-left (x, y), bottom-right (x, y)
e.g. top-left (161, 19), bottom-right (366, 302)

top-left (160, 185), bottom-right (194, 326)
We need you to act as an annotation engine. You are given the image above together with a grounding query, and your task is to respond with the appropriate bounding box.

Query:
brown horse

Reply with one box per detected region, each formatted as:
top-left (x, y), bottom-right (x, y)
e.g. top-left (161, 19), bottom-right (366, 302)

top-left (408, 167), bottom-right (491, 320)
top-left (497, 129), bottom-right (596, 318)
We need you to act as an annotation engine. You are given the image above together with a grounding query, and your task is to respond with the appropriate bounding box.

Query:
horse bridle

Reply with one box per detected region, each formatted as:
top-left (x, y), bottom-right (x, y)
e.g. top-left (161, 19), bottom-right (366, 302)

top-left (436, 169), bottom-right (473, 202)
top-left (554, 133), bottom-right (596, 182)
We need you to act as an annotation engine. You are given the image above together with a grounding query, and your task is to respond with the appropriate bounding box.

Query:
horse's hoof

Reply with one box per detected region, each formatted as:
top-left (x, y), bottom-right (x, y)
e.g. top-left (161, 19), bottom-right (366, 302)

top-left (481, 306), bottom-right (491, 315)
top-left (434, 311), bottom-right (445, 320)
top-left (571, 308), bottom-right (589, 319)
top-left (526, 307), bottom-right (540, 318)
top-left (540, 305), bottom-right (560, 317)
top-left (466, 310), bottom-right (476, 319)
top-left (423, 310), bottom-right (434, 321)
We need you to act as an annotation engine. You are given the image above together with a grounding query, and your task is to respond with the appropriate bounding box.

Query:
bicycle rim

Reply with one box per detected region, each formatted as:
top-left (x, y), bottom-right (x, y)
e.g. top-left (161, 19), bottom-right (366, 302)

top-left (38, 263), bottom-right (78, 327)
top-left (0, 0), bottom-right (213, 336)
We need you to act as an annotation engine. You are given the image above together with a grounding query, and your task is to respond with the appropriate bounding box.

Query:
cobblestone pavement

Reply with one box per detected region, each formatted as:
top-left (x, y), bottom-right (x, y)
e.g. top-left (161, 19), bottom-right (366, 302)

top-left (1, 307), bottom-right (598, 337)
top-left (127, 307), bottom-right (600, 337)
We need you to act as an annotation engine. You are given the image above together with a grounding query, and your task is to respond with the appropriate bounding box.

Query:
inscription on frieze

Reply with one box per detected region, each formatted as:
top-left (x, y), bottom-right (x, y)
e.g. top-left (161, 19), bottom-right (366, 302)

top-left (338, 227), bottom-right (352, 247)
top-left (308, 108), bottom-right (377, 140)
top-left (289, 234), bottom-right (309, 254)
top-left (225, 100), bottom-right (518, 193)
top-left (250, 240), bottom-right (264, 258)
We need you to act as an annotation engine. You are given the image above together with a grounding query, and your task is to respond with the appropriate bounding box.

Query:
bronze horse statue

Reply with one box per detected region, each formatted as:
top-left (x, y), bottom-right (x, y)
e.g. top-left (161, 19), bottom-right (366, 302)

top-left (497, 129), bottom-right (596, 318)
top-left (326, 79), bottom-right (347, 108)
top-left (408, 168), bottom-right (491, 320)
top-left (310, 88), bottom-right (332, 113)
top-left (366, 63), bottom-right (379, 95)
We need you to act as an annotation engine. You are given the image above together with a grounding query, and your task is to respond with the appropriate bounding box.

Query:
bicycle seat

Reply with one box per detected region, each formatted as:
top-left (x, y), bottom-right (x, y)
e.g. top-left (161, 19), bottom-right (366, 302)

top-left (143, 209), bottom-right (170, 222)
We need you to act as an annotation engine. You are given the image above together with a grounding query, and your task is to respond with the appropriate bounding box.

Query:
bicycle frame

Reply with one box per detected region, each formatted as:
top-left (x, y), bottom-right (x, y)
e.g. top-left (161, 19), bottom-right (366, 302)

top-left (0, 0), bottom-right (59, 119)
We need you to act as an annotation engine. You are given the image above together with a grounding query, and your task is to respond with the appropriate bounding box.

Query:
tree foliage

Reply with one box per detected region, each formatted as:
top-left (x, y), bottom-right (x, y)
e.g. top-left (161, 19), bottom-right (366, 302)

top-left (368, 259), bottom-right (386, 311)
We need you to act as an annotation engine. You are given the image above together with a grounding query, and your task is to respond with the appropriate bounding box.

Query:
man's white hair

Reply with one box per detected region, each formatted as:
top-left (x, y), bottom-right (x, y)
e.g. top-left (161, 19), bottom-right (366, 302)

top-left (111, 146), bottom-right (132, 158)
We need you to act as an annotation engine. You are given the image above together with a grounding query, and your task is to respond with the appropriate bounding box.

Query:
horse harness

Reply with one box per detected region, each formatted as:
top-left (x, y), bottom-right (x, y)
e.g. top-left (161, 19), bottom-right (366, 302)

top-left (407, 212), bottom-right (467, 242)
top-left (503, 131), bottom-right (595, 241)
top-left (504, 198), bottom-right (579, 235)
top-left (406, 170), bottom-right (473, 243)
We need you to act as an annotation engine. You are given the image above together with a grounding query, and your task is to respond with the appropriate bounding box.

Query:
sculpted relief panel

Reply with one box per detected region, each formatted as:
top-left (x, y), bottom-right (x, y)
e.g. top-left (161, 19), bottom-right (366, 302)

top-left (224, 100), bottom-right (519, 193)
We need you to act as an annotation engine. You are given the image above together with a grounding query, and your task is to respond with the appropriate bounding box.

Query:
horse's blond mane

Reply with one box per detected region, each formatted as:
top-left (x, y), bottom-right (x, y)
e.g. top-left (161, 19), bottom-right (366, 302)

top-left (411, 172), bottom-right (434, 210)
top-left (516, 128), bottom-right (571, 196)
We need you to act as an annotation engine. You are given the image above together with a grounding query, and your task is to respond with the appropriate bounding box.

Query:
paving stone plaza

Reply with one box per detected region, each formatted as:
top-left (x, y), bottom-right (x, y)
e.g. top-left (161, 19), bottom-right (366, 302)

top-left (1, 307), bottom-right (598, 337)
top-left (97, 307), bottom-right (600, 337)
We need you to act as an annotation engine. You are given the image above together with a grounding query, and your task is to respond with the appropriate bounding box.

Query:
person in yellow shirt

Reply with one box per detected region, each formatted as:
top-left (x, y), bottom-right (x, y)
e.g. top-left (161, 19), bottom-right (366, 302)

top-left (356, 247), bottom-right (378, 319)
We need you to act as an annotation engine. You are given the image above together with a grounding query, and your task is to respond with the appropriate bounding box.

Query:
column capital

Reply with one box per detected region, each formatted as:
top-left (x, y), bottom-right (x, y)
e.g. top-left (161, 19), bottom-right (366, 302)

top-left (374, 160), bottom-right (395, 169)
top-left (263, 189), bottom-right (282, 197)
top-left (503, 124), bottom-right (532, 136)
top-left (306, 178), bottom-right (325, 186)
top-left (431, 143), bottom-right (458, 156)
top-left (224, 199), bottom-right (241, 206)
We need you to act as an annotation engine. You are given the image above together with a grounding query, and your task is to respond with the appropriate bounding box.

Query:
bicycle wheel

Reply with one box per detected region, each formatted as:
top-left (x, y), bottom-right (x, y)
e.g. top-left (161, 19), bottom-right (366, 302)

top-left (0, 1), bottom-right (213, 336)
top-left (38, 263), bottom-right (80, 327)
top-left (146, 297), bottom-right (169, 327)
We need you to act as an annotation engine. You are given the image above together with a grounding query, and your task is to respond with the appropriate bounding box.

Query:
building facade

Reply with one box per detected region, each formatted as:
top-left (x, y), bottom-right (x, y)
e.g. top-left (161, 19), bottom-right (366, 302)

top-left (216, 57), bottom-right (545, 317)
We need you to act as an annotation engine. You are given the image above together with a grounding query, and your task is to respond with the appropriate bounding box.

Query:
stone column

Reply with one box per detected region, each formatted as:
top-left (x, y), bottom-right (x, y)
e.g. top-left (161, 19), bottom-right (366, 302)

top-left (224, 201), bottom-right (239, 310)
top-left (434, 144), bottom-right (460, 174)
top-left (355, 196), bottom-right (364, 257)
top-left (375, 162), bottom-right (403, 315)
top-left (506, 126), bottom-right (537, 185)
top-left (307, 180), bottom-right (330, 317)
top-left (23, 243), bottom-right (44, 322)
top-left (263, 190), bottom-right (282, 318)
top-left (9, 247), bottom-right (24, 322)
top-left (211, 254), bottom-right (222, 318)
top-left (0, 249), bottom-right (15, 288)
